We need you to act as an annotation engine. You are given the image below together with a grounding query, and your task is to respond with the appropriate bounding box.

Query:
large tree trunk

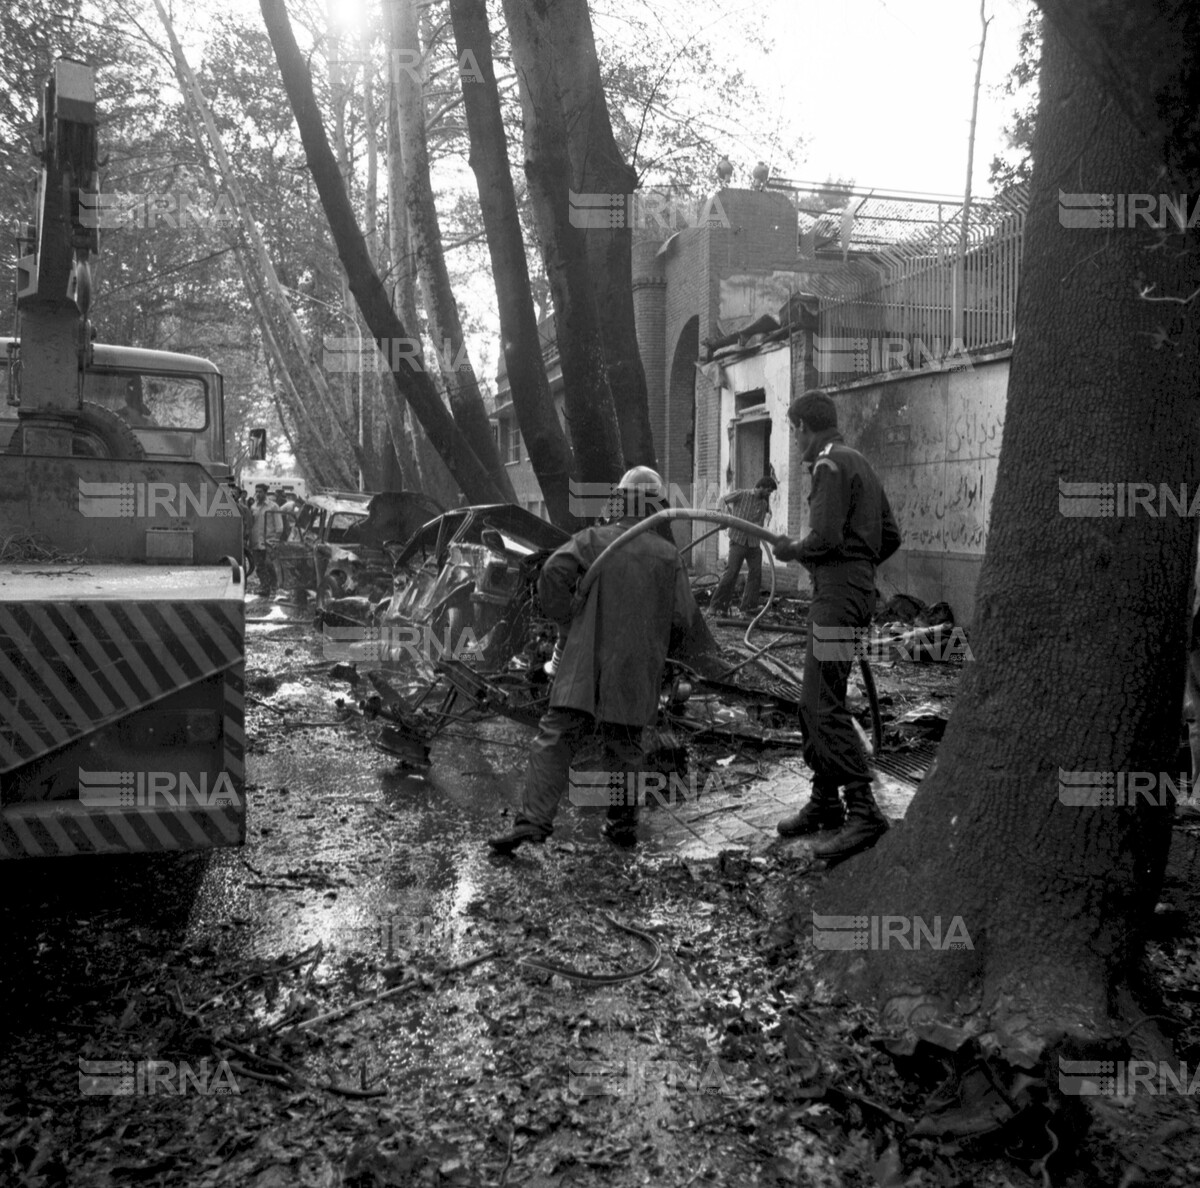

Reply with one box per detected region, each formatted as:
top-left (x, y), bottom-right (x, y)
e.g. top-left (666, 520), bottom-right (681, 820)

top-left (815, 20), bottom-right (1200, 1055)
top-left (359, 22), bottom-right (388, 491)
top-left (548, 0), bottom-right (657, 469)
top-left (1035, 0), bottom-right (1200, 189)
top-left (448, 0), bottom-right (579, 529)
top-left (501, 0), bottom-right (625, 487)
top-left (381, 0), bottom-right (459, 508)
top-left (261, 0), bottom-right (508, 506)
top-left (379, 3), bottom-right (425, 493)
top-left (392, 0), bottom-right (515, 502)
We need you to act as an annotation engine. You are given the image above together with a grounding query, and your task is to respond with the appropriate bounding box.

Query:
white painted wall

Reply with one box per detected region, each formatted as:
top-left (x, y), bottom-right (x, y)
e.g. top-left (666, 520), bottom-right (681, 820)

top-left (715, 343), bottom-right (791, 565)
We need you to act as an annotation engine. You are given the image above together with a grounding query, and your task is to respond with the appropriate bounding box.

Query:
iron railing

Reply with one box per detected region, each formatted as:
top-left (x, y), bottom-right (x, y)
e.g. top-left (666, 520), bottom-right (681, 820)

top-left (766, 180), bottom-right (1027, 386)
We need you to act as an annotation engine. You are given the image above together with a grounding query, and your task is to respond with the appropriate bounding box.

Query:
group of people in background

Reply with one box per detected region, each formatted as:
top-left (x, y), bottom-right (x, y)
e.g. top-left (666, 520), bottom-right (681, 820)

top-left (233, 483), bottom-right (304, 597)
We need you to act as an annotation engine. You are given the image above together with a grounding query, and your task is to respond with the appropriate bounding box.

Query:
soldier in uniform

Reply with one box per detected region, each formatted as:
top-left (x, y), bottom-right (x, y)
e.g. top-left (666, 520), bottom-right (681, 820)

top-left (774, 392), bottom-right (902, 862)
top-left (488, 467), bottom-right (698, 854)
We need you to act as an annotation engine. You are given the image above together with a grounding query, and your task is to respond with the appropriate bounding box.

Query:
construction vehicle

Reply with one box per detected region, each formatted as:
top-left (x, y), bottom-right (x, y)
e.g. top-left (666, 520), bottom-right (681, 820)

top-left (0, 60), bottom-right (245, 860)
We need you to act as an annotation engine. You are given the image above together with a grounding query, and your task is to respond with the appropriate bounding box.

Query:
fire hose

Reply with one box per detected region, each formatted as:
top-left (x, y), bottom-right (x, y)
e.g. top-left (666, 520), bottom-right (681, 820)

top-left (573, 507), bottom-right (882, 754)
top-left (576, 508), bottom-right (787, 601)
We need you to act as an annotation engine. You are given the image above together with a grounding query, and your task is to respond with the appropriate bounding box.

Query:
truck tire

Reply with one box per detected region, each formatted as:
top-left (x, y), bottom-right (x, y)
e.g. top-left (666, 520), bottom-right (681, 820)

top-left (6, 401), bottom-right (147, 459)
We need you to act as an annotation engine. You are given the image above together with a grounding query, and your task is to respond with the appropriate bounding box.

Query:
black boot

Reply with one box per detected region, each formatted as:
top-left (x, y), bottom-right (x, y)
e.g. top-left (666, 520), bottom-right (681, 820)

top-left (488, 818), bottom-right (550, 855)
top-left (603, 805), bottom-right (639, 848)
top-left (812, 782), bottom-right (888, 862)
top-left (777, 781), bottom-right (845, 837)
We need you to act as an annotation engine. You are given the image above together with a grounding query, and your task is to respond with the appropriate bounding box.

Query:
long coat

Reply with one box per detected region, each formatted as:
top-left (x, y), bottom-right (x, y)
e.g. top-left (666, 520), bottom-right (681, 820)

top-left (539, 518), bottom-right (696, 727)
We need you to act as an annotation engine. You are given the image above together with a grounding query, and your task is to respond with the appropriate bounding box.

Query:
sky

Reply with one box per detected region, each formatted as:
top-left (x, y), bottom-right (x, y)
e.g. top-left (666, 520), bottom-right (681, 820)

top-left (190, 0), bottom-right (1037, 405)
top-left (307, 0), bottom-right (1034, 199)
top-left (719, 0), bottom-right (1032, 197)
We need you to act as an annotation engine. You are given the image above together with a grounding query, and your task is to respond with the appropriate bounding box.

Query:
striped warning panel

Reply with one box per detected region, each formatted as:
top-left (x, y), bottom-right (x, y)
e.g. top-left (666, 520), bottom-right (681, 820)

top-left (0, 800), bottom-right (243, 859)
top-left (0, 601), bottom-right (241, 773)
top-left (223, 662), bottom-right (246, 846)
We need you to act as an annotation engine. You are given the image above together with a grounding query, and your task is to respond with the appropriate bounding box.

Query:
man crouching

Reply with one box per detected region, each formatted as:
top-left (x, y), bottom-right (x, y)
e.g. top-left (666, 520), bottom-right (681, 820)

top-left (488, 467), bottom-right (697, 854)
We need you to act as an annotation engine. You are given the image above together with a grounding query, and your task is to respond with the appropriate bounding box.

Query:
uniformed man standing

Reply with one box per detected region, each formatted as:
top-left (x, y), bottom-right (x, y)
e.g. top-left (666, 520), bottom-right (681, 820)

top-left (488, 467), bottom-right (698, 854)
top-left (773, 392), bottom-right (901, 862)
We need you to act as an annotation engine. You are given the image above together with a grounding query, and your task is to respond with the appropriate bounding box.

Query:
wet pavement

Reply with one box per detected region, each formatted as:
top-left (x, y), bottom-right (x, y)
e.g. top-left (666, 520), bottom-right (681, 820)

top-left (0, 591), bottom-right (950, 1188)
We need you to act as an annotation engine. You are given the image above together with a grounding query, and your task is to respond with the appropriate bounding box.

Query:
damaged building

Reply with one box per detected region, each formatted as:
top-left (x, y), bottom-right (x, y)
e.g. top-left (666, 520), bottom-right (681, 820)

top-left (492, 181), bottom-right (1027, 629)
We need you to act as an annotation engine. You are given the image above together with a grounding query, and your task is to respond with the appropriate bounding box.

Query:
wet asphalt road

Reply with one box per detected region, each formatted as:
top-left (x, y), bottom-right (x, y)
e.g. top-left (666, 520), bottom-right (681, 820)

top-left (0, 598), bottom-right (921, 987)
top-left (0, 598), bottom-right (923, 1173)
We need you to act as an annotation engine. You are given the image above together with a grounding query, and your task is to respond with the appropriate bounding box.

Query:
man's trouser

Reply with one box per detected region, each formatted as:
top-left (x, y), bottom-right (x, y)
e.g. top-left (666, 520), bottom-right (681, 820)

top-left (251, 548), bottom-right (273, 592)
top-left (801, 559), bottom-right (876, 791)
top-left (710, 542), bottom-right (763, 613)
top-left (518, 707), bottom-right (644, 833)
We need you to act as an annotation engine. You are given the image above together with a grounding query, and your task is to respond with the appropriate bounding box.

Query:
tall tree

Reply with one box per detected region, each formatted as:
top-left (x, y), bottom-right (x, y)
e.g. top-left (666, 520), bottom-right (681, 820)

top-left (155, 0), bottom-right (365, 484)
top-left (547, 0), bottom-right (656, 469)
top-left (1035, 0), bottom-right (1200, 189)
top-left (816, 10), bottom-right (1200, 1071)
top-left (447, 0), bottom-right (578, 528)
top-left (260, 0), bottom-right (507, 505)
top-left (392, 0), bottom-right (515, 501)
top-left (501, 0), bottom-right (625, 486)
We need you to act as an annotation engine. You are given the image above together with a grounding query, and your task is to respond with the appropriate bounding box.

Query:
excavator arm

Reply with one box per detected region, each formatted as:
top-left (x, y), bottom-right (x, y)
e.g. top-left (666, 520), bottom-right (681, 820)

top-left (10, 59), bottom-right (99, 448)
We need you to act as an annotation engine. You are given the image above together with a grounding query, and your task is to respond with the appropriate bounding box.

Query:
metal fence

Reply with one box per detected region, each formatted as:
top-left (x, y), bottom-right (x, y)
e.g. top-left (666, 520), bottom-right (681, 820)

top-left (767, 181), bottom-right (1027, 386)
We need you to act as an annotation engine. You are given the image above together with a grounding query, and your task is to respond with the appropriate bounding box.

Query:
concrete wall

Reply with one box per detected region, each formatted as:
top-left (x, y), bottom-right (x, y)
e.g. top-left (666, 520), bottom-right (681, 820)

top-left (490, 190), bottom-right (1006, 626)
top-left (825, 352), bottom-right (1009, 625)
top-left (716, 344), bottom-right (794, 580)
top-left (658, 188), bottom-right (808, 573)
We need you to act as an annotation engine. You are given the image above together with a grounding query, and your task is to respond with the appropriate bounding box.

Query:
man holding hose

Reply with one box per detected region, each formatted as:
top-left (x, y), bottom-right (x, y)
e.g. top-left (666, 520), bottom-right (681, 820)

top-left (773, 392), bottom-right (902, 862)
top-left (489, 467), bottom-right (698, 854)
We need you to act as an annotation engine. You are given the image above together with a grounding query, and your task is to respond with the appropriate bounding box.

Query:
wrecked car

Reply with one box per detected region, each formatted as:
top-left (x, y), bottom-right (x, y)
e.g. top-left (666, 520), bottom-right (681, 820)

top-left (340, 503), bottom-right (819, 766)
top-left (273, 489), bottom-right (442, 606)
top-left (379, 503), bottom-right (570, 670)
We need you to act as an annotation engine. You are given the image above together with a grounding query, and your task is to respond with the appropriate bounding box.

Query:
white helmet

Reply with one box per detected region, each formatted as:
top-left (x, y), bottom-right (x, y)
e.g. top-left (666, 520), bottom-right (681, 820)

top-left (607, 465), bottom-right (667, 520)
top-left (617, 466), bottom-right (666, 501)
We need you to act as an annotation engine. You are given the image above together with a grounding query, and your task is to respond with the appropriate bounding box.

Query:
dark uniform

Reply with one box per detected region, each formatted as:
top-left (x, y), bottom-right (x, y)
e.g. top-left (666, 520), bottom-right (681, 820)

top-left (776, 426), bottom-right (900, 852)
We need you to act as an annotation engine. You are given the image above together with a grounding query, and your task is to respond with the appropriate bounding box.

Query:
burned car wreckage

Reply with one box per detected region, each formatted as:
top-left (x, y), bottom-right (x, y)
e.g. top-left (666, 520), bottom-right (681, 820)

top-left (320, 503), bottom-right (883, 773)
top-left (275, 490), bottom-right (442, 607)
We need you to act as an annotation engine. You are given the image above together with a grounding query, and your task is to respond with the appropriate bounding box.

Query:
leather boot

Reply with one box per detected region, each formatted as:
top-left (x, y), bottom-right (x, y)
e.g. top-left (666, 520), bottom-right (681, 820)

top-left (812, 782), bottom-right (888, 861)
top-left (777, 780), bottom-right (845, 837)
top-left (488, 818), bottom-right (550, 855)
